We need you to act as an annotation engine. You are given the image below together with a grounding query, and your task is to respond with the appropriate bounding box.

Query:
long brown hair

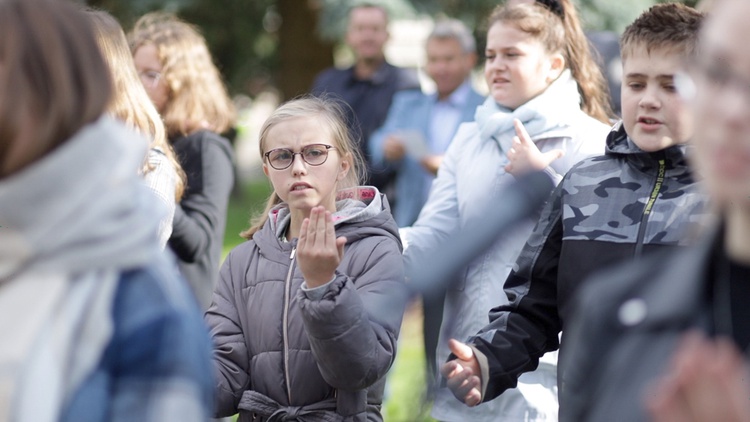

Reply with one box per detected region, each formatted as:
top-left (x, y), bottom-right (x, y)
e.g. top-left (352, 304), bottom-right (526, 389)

top-left (240, 97), bottom-right (365, 240)
top-left (0, 0), bottom-right (111, 177)
top-left (489, 1), bottom-right (613, 124)
top-left (128, 12), bottom-right (236, 138)
top-left (87, 9), bottom-right (186, 201)
top-left (556, 0), bottom-right (613, 123)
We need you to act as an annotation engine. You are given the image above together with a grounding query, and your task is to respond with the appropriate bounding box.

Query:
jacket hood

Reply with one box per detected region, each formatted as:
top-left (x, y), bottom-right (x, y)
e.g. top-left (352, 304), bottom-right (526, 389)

top-left (254, 186), bottom-right (402, 261)
top-left (0, 117), bottom-right (164, 278)
top-left (605, 121), bottom-right (693, 179)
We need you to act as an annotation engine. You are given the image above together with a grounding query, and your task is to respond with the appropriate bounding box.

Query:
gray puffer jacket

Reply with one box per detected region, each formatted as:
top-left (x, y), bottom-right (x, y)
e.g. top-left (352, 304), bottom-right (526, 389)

top-left (206, 187), bottom-right (405, 422)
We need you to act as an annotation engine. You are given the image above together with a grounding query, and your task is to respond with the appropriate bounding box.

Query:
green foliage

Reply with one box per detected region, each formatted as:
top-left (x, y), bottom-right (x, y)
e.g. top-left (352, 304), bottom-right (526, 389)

top-left (316, 0), bottom-right (417, 41)
top-left (222, 180), bottom-right (273, 257)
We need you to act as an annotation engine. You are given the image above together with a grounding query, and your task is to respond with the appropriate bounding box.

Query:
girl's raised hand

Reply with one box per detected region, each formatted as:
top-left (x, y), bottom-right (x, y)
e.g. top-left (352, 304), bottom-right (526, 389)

top-left (297, 206), bottom-right (347, 288)
top-left (505, 119), bottom-right (564, 176)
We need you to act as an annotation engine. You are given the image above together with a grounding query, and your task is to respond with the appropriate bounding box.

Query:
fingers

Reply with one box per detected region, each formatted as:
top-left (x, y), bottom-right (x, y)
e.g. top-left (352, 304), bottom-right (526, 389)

top-left (542, 149), bottom-right (565, 162)
top-left (448, 339), bottom-right (474, 361)
top-left (513, 119), bottom-right (532, 145)
top-left (648, 332), bottom-right (750, 422)
top-left (297, 207), bottom-right (341, 288)
top-left (298, 215), bottom-right (310, 249)
top-left (336, 236), bottom-right (347, 259)
top-left (442, 360), bottom-right (482, 407)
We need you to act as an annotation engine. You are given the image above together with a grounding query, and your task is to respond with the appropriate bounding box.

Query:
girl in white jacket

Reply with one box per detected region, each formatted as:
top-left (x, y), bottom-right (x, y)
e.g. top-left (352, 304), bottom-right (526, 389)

top-left (401, 2), bottom-right (611, 421)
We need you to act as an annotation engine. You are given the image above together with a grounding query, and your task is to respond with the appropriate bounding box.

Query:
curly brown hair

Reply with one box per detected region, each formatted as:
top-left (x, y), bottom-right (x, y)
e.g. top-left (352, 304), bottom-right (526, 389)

top-left (128, 12), bottom-right (236, 138)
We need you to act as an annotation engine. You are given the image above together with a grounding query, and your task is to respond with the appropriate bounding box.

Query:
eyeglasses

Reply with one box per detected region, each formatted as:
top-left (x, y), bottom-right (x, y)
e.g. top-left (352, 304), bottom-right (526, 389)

top-left (138, 70), bottom-right (162, 89)
top-left (264, 144), bottom-right (337, 170)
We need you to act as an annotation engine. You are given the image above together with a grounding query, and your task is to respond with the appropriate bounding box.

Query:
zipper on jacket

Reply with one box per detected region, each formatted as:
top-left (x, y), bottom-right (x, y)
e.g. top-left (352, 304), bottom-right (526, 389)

top-left (634, 158), bottom-right (665, 257)
top-left (282, 245), bottom-right (296, 405)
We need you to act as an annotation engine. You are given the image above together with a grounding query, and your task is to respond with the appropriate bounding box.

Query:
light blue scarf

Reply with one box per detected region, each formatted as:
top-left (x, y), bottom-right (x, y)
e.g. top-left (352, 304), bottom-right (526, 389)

top-left (475, 69), bottom-right (583, 153)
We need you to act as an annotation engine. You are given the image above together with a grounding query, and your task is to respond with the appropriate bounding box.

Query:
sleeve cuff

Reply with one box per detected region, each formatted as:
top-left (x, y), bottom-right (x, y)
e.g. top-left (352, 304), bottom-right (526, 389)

top-left (301, 275), bottom-right (337, 300)
top-left (542, 166), bottom-right (563, 186)
top-left (468, 344), bottom-right (491, 402)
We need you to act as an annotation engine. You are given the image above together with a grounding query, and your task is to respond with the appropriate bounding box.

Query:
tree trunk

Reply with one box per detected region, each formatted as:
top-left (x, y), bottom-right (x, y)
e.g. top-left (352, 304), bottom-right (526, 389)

top-left (277, 0), bottom-right (335, 101)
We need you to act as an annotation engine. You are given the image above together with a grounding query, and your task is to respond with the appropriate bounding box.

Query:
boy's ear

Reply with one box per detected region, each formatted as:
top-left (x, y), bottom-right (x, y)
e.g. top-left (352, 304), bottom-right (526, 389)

top-left (547, 53), bottom-right (566, 83)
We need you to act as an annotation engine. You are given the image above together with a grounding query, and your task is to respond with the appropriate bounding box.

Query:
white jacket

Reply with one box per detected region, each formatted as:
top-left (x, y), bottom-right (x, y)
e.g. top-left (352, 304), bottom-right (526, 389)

top-left (402, 88), bottom-right (610, 421)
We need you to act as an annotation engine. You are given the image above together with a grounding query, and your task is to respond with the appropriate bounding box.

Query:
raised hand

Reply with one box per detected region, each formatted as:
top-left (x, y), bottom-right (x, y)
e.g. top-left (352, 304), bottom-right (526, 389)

top-left (441, 339), bottom-right (483, 407)
top-left (505, 119), bottom-right (564, 176)
top-left (647, 332), bottom-right (750, 422)
top-left (296, 206), bottom-right (347, 288)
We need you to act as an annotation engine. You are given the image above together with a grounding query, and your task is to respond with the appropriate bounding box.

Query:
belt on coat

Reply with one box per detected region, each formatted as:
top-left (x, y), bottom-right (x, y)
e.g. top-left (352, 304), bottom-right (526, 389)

top-left (238, 390), bottom-right (341, 422)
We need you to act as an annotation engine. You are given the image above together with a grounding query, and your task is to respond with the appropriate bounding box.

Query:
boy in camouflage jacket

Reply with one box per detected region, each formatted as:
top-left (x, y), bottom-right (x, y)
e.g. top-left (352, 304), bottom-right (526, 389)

top-left (441, 3), bottom-right (710, 408)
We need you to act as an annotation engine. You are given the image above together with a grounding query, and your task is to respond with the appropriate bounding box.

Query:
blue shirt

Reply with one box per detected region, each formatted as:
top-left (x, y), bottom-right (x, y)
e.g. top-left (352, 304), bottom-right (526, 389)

top-left (311, 61), bottom-right (420, 187)
top-left (369, 80), bottom-right (485, 226)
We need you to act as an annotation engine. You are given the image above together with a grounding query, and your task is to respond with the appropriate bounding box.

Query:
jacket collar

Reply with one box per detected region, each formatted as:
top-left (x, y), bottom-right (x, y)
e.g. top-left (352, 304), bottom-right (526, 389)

top-left (605, 121), bottom-right (694, 180)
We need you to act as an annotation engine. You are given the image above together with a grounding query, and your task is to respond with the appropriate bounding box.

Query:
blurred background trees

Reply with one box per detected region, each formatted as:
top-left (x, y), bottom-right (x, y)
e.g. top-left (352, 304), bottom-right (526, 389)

top-left (82, 0), bottom-right (701, 101)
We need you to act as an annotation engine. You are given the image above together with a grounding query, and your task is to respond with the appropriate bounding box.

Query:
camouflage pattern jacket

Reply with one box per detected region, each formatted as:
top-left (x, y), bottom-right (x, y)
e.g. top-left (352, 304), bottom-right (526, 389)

top-left (467, 122), bottom-right (710, 402)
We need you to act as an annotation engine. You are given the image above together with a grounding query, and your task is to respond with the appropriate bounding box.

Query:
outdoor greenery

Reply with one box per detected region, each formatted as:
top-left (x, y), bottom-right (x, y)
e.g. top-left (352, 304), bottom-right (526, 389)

top-left (83, 0), bottom-right (701, 100)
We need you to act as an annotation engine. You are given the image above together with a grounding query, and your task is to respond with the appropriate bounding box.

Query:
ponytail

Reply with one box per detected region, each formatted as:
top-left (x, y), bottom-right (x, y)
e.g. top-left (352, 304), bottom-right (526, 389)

top-left (556, 0), bottom-right (613, 123)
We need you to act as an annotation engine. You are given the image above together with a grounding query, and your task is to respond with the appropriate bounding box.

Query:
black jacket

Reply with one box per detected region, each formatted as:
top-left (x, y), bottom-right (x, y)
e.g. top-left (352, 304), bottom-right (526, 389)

top-left (169, 130), bottom-right (235, 309)
top-left (559, 224), bottom-right (730, 421)
top-left (466, 123), bottom-right (708, 401)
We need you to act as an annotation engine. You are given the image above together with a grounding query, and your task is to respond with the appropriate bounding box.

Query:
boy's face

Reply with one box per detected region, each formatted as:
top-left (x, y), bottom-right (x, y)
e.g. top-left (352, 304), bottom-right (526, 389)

top-left (621, 45), bottom-right (692, 152)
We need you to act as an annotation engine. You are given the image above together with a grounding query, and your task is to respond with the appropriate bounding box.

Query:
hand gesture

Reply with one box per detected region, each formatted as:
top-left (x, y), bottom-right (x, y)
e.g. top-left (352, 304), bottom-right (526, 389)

top-left (505, 119), bottom-right (564, 176)
top-left (383, 135), bottom-right (407, 162)
top-left (296, 206), bottom-right (347, 288)
top-left (647, 332), bottom-right (750, 422)
top-left (441, 339), bottom-right (483, 407)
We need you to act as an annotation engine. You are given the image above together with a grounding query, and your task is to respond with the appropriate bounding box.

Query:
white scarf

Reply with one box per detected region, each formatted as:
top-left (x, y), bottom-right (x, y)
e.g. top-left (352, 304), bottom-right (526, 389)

top-left (0, 118), bottom-right (163, 422)
top-left (474, 69), bottom-right (583, 153)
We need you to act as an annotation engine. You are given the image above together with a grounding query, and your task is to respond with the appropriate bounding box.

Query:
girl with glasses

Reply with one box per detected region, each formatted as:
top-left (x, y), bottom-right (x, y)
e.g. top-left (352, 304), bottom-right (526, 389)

top-left (205, 96), bottom-right (405, 421)
top-left (129, 13), bottom-right (236, 309)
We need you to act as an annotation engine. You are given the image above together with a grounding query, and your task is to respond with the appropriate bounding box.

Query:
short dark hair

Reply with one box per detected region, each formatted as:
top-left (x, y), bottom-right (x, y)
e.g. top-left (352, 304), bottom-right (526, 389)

top-left (621, 3), bottom-right (704, 60)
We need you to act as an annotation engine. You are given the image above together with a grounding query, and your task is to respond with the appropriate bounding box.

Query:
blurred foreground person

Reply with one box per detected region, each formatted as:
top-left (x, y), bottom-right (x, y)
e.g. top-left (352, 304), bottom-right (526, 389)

top-left (0, 0), bottom-right (213, 420)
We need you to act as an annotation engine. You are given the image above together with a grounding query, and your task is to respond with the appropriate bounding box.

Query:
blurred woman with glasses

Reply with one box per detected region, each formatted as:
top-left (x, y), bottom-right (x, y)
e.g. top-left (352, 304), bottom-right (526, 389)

top-left (129, 12), bottom-right (236, 309)
top-left (87, 9), bottom-right (186, 249)
top-left (204, 96), bottom-right (406, 421)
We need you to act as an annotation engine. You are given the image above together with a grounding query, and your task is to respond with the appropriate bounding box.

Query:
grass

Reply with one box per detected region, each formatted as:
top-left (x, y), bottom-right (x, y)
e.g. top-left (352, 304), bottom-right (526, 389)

top-left (222, 180), bottom-right (437, 422)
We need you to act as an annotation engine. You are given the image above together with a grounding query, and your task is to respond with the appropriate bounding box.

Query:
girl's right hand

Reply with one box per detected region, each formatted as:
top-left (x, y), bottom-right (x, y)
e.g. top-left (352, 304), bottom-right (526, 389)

top-left (505, 119), bottom-right (564, 176)
top-left (297, 206), bottom-right (347, 289)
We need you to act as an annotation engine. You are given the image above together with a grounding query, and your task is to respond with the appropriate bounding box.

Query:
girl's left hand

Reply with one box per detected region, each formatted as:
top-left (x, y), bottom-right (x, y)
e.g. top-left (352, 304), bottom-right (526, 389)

top-left (297, 206), bottom-right (347, 288)
top-left (505, 119), bottom-right (564, 176)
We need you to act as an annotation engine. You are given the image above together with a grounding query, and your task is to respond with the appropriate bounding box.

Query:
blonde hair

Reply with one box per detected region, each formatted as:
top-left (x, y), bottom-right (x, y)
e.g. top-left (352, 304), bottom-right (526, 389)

top-left (489, 2), bottom-right (613, 123)
top-left (241, 96), bottom-right (365, 239)
top-left (0, 0), bottom-right (111, 177)
top-left (128, 12), bottom-right (236, 137)
top-left (87, 9), bottom-right (185, 201)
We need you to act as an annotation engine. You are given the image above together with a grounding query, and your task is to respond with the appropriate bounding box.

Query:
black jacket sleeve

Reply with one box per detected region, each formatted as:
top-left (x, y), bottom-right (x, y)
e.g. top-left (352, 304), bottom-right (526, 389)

top-left (466, 183), bottom-right (566, 401)
top-left (169, 132), bottom-right (235, 263)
